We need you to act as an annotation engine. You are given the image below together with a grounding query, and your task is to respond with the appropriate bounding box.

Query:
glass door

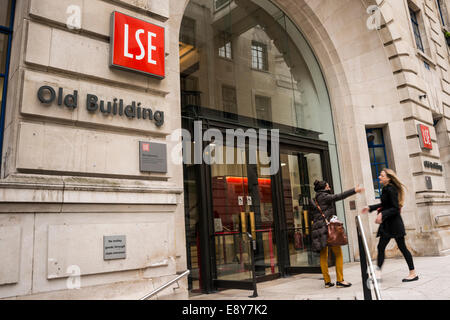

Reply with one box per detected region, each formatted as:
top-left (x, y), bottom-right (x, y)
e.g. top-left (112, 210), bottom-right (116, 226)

top-left (211, 144), bottom-right (279, 290)
top-left (211, 145), bottom-right (252, 286)
top-left (184, 163), bottom-right (202, 293)
top-left (251, 150), bottom-right (279, 280)
top-left (280, 149), bottom-right (325, 273)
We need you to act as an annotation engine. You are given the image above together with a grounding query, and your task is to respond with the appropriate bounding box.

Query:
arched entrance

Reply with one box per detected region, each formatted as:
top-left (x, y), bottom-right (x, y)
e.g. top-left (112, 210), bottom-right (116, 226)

top-left (179, 0), bottom-right (346, 294)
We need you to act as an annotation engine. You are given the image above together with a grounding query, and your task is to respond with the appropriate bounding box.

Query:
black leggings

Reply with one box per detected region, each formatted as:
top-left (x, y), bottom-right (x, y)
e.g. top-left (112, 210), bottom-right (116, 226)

top-left (377, 237), bottom-right (415, 271)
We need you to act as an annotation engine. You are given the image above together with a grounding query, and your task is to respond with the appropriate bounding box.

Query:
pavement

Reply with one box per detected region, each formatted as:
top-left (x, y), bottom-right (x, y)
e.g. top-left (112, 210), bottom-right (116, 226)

top-left (189, 254), bottom-right (450, 300)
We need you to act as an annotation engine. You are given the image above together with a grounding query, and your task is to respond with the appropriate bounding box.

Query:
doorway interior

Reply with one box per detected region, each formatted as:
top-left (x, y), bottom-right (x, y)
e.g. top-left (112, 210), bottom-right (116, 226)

top-left (183, 111), bottom-right (334, 293)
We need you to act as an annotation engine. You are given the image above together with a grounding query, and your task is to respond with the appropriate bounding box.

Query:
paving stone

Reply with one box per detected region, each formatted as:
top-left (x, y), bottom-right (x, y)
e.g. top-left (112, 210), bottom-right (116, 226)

top-left (190, 255), bottom-right (450, 300)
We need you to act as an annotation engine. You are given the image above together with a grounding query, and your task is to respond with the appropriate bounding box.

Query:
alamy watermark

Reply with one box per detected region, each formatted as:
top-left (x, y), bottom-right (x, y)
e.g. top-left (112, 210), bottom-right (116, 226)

top-left (65, 4), bottom-right (382, 32)
top-left (66, 265), bottom-right (81, 290)
top-left (366, 5), bottom-right (382, 30)
top-left (66, 5), bottom-right (81, 30)
top-left (169, 121), bottom-right (280, 175)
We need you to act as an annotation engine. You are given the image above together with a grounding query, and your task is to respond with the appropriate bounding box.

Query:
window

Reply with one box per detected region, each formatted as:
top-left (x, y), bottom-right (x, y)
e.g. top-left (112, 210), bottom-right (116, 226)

top-left (0, 34), bottom-right (8, 74)
top-left (436, 0), bottom-right (449, 26)
top-left (255, 95), bottom-right (272, 122)
top-left (222, 85), bottom-right (237, 116)
top-left (219, 42), bottom-right (232, 59)
top-left (409, 7), bottom-right (425, 52)
top-left (215, 0), bottom-right (230, 11)
top-left (0, 0), bottom-right (13, 27)
top-left (181, 76), bottom-right (200, 107)
top-left (0, 0), bottom-right (15, 172)
top-left (180, 17), bottom-right (196, 47)
top-left (218, 33), bottom-right (232, 59)
top-left (251, 41), bottom-right (268, 71)
top-left (366, 128), bottom-right (389, 198)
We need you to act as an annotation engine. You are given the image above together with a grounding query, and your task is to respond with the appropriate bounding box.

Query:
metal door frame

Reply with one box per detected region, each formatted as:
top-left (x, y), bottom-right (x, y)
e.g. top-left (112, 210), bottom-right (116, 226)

top-left (275, 143), bottom-right (334, 276)
top-left (181, 111), bottom-right (335, 293)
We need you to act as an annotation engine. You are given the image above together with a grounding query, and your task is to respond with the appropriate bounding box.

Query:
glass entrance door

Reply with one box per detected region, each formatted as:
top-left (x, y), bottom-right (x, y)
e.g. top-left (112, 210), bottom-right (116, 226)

top-left (211, 145), bottom-right (279, 289)
top-left (187, 127), bottom-right (333, 292)
top-left (280, 149), bottom-right (325, 273)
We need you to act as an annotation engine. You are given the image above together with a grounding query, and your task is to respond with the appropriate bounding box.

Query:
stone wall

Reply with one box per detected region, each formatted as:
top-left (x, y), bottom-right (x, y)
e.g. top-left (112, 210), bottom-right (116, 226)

top-left (0, 0), bottom-right (187, 299)
top-left (273, 0), bottom-right (450, 258)
top-left (1, 0), bottom-right (450, 299)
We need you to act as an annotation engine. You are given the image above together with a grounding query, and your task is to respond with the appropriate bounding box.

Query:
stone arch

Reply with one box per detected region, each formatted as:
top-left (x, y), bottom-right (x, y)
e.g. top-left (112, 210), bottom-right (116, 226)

top-left (176, 0), bottom-right (408, 259)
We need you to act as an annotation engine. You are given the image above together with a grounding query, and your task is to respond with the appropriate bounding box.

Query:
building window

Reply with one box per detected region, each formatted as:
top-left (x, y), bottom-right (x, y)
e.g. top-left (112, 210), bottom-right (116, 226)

top-left (0, 0), bottom-right (15, 172)
top-left (436, 0), bottom-right (449, 26)
top-left (219, 42), bottom-right (232, 59)
top-left (255, 95), bottom-right (272, 122)
top-left (251, 41), bottom-right (268, 71)
top-left (181, 75), bottom-right (200, 108)
top-left (215, 0), bottom-right (231, 11)
top-left (409, 7), bottom-right (425, 52)
top-left (0, 0), bottom-right (13, 27)
top-left (222, 85), bottom-right (237, 117)
top-left (218, 33), bottom-right (232, 59)
top-left (366, 128), bottom-right (389, 198)
top-left (180, 17), bottom-right (196, 47)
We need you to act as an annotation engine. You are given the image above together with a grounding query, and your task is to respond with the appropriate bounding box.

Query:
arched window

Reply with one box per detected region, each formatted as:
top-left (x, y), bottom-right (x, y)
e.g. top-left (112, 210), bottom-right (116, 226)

top-left (180, 0), bottom-right (349, 293)
top-left (179, 0), bottom-right (336, 140)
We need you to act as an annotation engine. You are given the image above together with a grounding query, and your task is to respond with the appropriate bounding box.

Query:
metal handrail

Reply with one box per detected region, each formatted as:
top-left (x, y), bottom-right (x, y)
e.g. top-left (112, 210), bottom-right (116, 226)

top-left (356, 215), bottom-right (382, 300)
top-left (246, 232), bottom-right (258, 298)
top-left (139, 270), bottom-right (190, 300)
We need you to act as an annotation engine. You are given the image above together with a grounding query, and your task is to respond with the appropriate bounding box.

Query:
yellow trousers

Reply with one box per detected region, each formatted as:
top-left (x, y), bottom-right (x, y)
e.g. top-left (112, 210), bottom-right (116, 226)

top-left (320, 246), bottom-right (344, 283)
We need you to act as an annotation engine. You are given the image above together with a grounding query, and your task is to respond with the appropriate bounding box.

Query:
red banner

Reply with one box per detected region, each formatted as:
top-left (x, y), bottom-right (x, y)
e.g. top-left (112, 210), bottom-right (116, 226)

top-left (111, 11), bottom-right (165, 79)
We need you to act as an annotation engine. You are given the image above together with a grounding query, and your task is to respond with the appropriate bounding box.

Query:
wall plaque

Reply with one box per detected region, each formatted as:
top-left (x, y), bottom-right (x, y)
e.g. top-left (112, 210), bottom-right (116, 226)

top-left (425, 176), bottom-right (433, 190)
top-left (139, 141), bottom-right (167, 173)
top-left (417, 124), bottom-right (433, 150)
top-left (103, 235), bottom-right (126, 260)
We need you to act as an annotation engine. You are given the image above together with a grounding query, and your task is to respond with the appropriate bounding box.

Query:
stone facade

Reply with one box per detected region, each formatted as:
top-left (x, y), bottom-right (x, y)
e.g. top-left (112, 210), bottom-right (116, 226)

top-left (0, 0), bottom-right (449, 299)
top-left (0, 0), bottom-right (186, 299)
top-left (273, 0), bottom-right (450, 259)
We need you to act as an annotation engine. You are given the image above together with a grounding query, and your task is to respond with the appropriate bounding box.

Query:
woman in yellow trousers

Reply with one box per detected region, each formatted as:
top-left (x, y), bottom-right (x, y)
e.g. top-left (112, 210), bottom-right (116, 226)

top-left (320, 246), bottom-right (345, 287)
top-left (311, 180), bottom-right (364, 288)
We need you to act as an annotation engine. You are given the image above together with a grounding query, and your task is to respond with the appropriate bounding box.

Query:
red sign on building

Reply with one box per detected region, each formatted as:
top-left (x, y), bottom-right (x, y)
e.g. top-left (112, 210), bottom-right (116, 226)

top-left (417, 124), bottom-right (433, 150)
top-left (110, 11), bottom-right (165, 79)
top-left (142, 143), bottom-right (150, 152)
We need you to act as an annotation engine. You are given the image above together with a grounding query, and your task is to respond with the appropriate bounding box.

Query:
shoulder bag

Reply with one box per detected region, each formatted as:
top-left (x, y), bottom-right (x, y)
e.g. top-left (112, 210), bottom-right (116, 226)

top-left (315, 200), bottom-right (348, 247)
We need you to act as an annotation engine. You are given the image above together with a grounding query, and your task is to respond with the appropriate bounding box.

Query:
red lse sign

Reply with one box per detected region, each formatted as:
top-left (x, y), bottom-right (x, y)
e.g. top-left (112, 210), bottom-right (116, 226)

top-left (110, 11), bottom-right (165, 78)
top-left (418, 124), bottom-right (432, 150)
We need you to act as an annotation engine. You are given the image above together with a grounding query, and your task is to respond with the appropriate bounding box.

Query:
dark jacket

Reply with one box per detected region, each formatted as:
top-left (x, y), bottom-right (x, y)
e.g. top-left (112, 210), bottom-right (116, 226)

top-left (369, 184), bottom-right (406, 238)
top-left (311, 188), bottom-right (356, 252)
